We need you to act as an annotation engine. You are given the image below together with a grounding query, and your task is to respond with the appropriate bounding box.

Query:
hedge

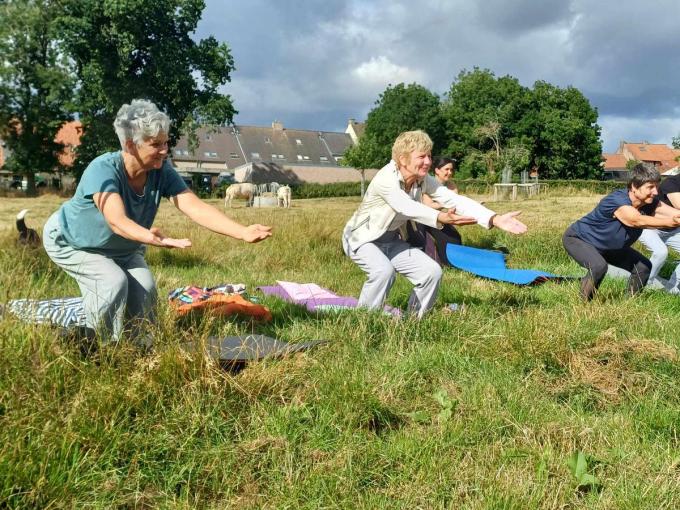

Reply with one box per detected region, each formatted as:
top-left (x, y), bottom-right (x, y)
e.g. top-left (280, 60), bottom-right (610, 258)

top-left (209, 179), bottom-right (626, 200)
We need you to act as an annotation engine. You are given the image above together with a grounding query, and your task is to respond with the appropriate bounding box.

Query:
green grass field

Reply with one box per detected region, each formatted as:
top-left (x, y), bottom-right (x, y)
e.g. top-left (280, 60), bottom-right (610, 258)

top-left (1, 192), bottom-right (679, 509)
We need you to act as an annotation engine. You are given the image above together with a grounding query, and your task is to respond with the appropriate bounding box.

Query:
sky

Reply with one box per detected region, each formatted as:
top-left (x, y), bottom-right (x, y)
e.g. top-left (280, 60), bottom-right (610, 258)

top-left (195, 0), bottom-right (680, 153)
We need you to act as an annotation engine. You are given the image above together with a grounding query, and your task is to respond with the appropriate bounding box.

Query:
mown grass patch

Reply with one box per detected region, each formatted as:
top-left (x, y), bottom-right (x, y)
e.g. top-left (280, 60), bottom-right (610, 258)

top-left (1, 192), bottom-right (680, 508)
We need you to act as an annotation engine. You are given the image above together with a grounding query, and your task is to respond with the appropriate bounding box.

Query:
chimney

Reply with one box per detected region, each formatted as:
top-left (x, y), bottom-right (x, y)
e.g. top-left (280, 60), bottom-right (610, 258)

top-left (272, 120), bottom-right (283, 131)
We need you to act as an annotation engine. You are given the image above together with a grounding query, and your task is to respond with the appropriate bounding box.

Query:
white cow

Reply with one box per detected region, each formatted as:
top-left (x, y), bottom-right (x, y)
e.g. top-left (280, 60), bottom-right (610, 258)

top-left (224, 183), bottom-right (256, 208)
top-left (277, 185), bottom-right (292, 208)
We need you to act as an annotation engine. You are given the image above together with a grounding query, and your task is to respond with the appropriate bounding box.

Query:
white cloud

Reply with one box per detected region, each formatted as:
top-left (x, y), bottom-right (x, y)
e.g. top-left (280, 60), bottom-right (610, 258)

top-left (352, 56), bottom-right (423, 89)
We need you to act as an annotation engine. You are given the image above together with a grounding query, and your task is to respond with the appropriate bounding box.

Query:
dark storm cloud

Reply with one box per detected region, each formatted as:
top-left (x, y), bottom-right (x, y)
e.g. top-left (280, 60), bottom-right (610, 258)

top-left (196, 0), bottom-right (680, 151)
top-left (473, 0), bottom-right (574, 34)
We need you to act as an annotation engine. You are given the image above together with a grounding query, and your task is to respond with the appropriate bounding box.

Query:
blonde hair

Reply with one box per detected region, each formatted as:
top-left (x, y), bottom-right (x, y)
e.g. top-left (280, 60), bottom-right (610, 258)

top-left (391, 130), bottom-right (433, 163)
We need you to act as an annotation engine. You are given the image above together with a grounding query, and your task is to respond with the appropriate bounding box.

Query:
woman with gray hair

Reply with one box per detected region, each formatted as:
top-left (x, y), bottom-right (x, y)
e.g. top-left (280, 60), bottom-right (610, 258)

top-left (342, 130), bottom-right (527, 318)
top-left (562, 163), bottom-right (680, 301)
top-left (43, 99), bottom-right (271, 344)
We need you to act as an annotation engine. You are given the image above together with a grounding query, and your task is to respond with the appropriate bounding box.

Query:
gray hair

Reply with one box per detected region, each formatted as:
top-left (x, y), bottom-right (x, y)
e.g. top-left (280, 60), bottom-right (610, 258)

top-left (113, 99), bottom-right (170, 148)
top-left (628, 162), bottom-right (660, 190)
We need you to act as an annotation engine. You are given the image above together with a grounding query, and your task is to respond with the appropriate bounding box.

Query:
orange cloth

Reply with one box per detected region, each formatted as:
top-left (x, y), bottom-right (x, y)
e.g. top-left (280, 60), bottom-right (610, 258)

top-left (171, 294), bottom-right (272, 321)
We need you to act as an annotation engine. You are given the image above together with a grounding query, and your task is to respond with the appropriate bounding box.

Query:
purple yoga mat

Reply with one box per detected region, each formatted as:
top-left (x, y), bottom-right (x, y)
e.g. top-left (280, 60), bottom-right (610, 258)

top-left (257, 283), bottom-right (401, 317)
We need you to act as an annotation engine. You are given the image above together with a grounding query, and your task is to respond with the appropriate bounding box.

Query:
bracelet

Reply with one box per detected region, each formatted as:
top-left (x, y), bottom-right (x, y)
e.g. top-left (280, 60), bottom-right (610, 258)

top-left (488, 214), bottom-right (497, 229)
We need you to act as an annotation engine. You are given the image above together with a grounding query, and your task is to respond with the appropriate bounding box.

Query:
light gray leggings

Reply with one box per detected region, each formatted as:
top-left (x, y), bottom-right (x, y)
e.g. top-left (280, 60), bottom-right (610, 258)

top-left (343, 230), bottom-right (443, 318)
top-left (43, 213), bottom-right (157, 341)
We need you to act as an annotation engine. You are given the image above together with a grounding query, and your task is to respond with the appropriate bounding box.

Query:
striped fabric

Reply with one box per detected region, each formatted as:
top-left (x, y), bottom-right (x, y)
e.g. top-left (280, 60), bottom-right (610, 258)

top-left (7, 297), bottom-right (86, 328)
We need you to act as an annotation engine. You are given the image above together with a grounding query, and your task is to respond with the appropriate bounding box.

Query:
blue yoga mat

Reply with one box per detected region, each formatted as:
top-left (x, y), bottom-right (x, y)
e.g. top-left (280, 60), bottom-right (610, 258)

top-left (446, 244), bottom-right (560, 285)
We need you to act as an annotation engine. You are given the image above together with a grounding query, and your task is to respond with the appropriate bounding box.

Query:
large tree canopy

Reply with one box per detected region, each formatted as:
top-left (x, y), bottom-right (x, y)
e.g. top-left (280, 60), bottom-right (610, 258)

top-left (58, 0), bottom-right (237, 177)
top-left (0, 0), bottom-right (74, 194)
top-left (441, 68), bottom-right (602, 179)
top-left (343, 83), bottom-right (446, 170)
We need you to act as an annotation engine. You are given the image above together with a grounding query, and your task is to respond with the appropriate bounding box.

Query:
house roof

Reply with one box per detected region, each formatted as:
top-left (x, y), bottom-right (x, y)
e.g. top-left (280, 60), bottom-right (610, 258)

top-left (0, 120), bottom-right (82, 169)
top-left (621, 142), bottom-right (680, 172)
top-left (55, 121), bottom-right (83, 167)
top-left (172, 122), bottom-right (353, 169)
top-left (603, 153), bottom-right (627, 170)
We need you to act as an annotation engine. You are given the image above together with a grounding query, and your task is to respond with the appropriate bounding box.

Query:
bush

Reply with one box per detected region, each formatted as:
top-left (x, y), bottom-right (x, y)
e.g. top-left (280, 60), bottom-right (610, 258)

top-left (289, 182), bottom-right (362, 199)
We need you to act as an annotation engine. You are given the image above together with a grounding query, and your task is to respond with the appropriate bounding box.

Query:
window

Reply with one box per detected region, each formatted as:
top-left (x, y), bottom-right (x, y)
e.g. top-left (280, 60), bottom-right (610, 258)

top-left (303, 155), bottom-right (310, 160)
top-left (297, 155), bottom-right (303, 161)
top-left (320, 156), bottom-right (329, 162)
top-left (278, 154), bottom-right (284, 159)
top-left (334, 156), bottom-right (343, 162)
top-left (295, 139), bottom-right (302, 145)
top-left (230, 152), bottom-right (239, 159)
top-left (272, 154), bottom-right (278, 160)
top-left (251, 152), bottom-right (260, 160)
top-left (264, 137), bottom-right (271, 144)
top-left (204, 151), bottom-right (217, 158)
top-left (175, 149), bottom-right (184, 156)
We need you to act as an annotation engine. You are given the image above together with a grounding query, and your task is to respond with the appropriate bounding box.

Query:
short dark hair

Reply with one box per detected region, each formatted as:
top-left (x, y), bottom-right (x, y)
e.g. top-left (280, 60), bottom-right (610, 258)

top-left (628, 162), bottom-right (660, 190)
top-left (432, 157), bottom-right (456, 171)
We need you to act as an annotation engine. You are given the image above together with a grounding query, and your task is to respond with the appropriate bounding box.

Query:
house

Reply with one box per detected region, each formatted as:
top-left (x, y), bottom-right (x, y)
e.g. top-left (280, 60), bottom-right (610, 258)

top-left (0, 120), bottom-right (81, 190)
top-left (345, 118), bottom-right (365, 145)
top-left (603, 141), bottom-right (680, 181)
top-left (173, 119), bottom-right (377, 184)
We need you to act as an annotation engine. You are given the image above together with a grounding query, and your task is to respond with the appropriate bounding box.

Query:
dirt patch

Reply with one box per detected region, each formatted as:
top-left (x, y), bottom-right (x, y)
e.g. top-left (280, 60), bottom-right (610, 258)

top-left (550, 328), bottom-right (677, 403)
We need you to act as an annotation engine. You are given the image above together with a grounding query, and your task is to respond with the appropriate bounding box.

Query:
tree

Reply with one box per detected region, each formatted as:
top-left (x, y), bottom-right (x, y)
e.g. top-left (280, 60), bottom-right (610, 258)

top-left (442, 69), bottom-right (602, 180)
top-left (342, 137), bottom-right (384, 196)
top-left (344, 83), bottom-right (447, 171)
top-left (672, 135), bottom-right (680, 150)
top-left (443, 68), bottom-right (530, 163)
top-left (526, 81), bottom-right (603, 179)
top-left (58, 0), bottom-right (237, 177)
top-left (0, 0), bottom-right (74, 195)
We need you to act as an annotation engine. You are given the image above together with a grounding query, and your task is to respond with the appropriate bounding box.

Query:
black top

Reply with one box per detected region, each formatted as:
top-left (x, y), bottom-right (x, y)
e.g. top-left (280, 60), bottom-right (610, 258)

top-left (659, 175), bottom-right (680, 207)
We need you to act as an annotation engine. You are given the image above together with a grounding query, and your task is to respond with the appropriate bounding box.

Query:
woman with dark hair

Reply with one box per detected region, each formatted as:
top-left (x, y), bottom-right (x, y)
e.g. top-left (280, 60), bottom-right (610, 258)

top-left (406, 156), bottom-right (463, 265)
top-left (563, 163), bottom-right (680, 301)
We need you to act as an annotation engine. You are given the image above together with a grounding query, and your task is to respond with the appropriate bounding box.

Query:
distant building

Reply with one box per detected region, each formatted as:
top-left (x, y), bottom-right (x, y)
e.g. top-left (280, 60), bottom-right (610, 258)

top-left (603, 141), bottom-right (680, 181)
top-left (345, 118), bottom-right (366, 145)
top-left (173, 119), bottom-right (376, 184)
top-left (0, 120), bottom-right (81, 190)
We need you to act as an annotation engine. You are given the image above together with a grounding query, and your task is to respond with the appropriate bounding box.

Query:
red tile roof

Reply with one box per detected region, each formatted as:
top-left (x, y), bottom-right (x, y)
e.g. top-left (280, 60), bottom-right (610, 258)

top-left (622, 142), bottom-right (680, 172)
top-left (603, 153), bottom-right (627, 170)
top-left (55, 121), bottom-right (83, 167)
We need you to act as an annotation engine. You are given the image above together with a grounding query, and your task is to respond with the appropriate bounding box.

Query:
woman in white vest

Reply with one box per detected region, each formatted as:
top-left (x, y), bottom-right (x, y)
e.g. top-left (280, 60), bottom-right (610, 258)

top-left (342, 130), bottom-right (527, 318)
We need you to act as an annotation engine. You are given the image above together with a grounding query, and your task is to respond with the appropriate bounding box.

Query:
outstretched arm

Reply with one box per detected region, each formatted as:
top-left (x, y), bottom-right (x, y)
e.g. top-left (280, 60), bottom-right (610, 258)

top-left (94, 191), bottom-right (191, 248)
top-left (172, 190), bottom-right (272, 243)
top-left (614, 204), bottom-right (680, 228)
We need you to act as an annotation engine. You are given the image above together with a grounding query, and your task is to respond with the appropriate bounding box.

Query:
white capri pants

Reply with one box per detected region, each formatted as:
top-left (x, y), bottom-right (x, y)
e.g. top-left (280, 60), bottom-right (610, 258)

top-left (43, 212), bottom-right (157, 341)
top-left (343, 230), bottom-right (442, 318)
top-left (638, 227), bottom-right (680, 290)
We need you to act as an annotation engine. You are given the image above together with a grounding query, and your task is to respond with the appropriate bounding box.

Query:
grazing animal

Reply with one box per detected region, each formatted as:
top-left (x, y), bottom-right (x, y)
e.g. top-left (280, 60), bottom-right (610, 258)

top-left (277, 185), bottom-right (292, 208)
top-left (224, 183), bottom-right (257, 208)
top-left (16, 209), bottom-right (41, 247)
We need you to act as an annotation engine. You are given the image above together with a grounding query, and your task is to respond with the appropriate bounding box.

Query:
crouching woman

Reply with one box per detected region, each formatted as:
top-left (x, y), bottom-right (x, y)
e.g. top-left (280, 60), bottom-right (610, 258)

top-left (563, 163), bottom-right (680, 301)
top-left (43, 99), bottom-right (272, 342)
top-left (342, 130), bottom-right (527, 318)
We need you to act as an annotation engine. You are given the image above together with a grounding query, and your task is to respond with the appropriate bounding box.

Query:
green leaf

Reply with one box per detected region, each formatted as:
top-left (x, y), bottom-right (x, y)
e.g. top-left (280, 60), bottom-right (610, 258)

top-left (433, 389), bottom-right (451, 409)
top-left (406, 411), bottom-right (429, 424)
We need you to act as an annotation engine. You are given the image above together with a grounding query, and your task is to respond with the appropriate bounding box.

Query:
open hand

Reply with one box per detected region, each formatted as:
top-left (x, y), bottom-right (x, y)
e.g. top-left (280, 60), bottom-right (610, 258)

top-left (242, 224), bottom-right (272, 243)
top-left (437, 207), bottom-right (477, 226)
top-left (150, 227), bottom-right (192, 249)
top-left (492, 211), bottom-right (527, 234)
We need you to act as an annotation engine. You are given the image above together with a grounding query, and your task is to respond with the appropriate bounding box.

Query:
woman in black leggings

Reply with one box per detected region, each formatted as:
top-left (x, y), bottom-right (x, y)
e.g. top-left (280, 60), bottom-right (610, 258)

top-left (407, 157), bottom-right (463, 265)
top-left (563, 163), bottom-right (680, 300)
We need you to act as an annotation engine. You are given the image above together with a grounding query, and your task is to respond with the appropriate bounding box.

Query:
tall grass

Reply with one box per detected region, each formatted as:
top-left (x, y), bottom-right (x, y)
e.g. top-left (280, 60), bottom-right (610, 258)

top-left (1, 193), bottom-right (679, 508)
